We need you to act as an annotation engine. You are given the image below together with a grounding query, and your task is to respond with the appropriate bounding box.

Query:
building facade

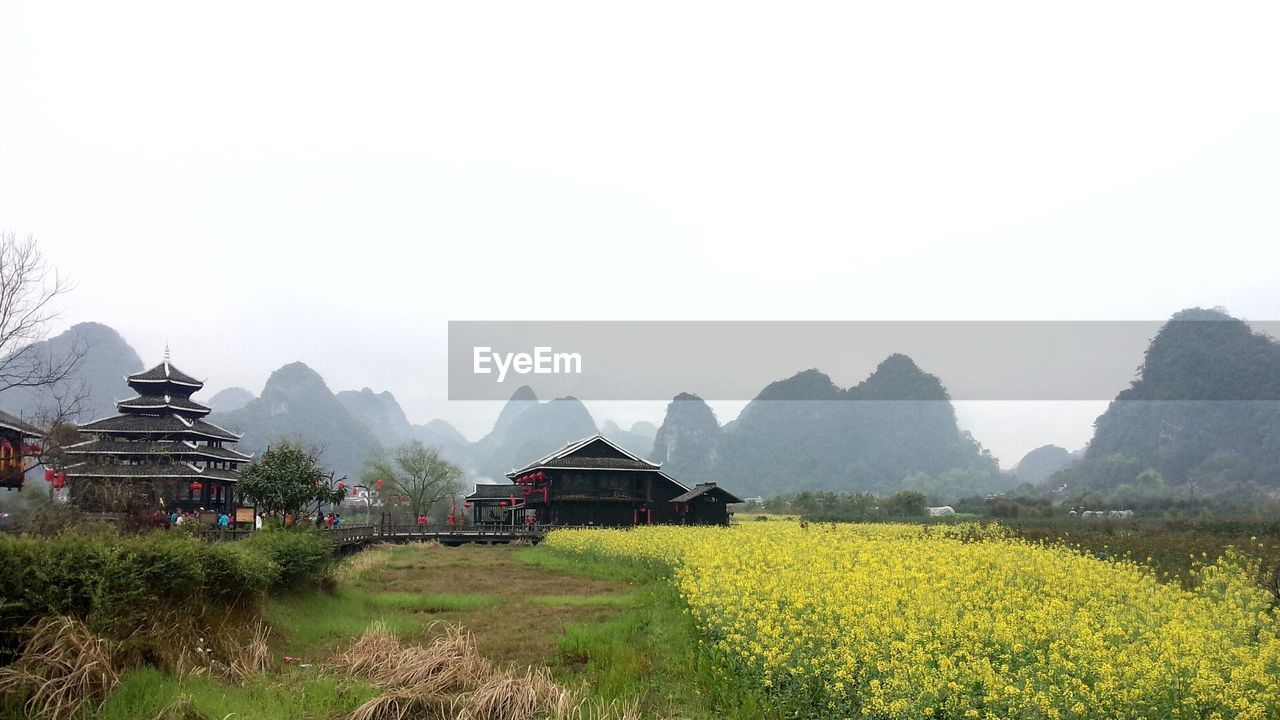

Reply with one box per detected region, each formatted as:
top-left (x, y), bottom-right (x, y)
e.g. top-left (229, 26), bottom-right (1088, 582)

top-left (64, 355), bottom-right (250, 513)
top-left (466, 435), bottom-right (741, 526)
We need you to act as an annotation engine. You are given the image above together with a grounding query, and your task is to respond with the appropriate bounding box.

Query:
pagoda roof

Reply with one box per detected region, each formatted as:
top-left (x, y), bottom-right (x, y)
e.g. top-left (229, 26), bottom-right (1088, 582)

top-left (64, 438), bottom-right (252, 462)
top-left (117, 394), bottom-right (211, 416)
top-left (64, 462), bottom-right (240, 481)
top-left (507, 435), bottom-right (662, 477)
top-left (128, 360), bottom-right (203, 389)
top-left (79, 413), bottom-right (242, 441)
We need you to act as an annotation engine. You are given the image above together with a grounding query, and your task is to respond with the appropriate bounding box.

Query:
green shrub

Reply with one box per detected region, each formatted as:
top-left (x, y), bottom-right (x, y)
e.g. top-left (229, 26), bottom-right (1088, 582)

top-left (239, 529), bottom-right (334, 589)
top-left (0, 527), bottom-right (330, 653)
top-left (201, 543), bottom-right (281, 606)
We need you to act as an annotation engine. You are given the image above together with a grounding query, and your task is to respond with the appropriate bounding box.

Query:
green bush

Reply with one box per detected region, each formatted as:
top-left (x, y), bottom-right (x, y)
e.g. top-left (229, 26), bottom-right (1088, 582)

top-left (201, 542), bottom-right (281, 605)
top-left (0, 526), bottom-right (331, 652)
top-left (239, 528), bottom-right (334, 589)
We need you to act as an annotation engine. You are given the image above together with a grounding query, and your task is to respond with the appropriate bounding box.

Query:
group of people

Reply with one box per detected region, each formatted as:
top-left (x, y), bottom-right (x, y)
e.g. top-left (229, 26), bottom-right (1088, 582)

top-left (280, 511), bottom-right (343, 529)
top-left (161, 510), bottom-right (251, 530)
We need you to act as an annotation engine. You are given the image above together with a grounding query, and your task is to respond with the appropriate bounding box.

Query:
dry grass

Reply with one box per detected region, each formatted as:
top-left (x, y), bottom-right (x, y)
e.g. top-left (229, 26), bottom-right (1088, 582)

top-left (334, 621), bottom-right (492, 696)
top-left (347, 691), bottom-right (454, 720)
top-left (337, 543), bottom-right (398, 583)
top-left (226, 620), bottom-right (273, 682)
top-left (333, 622), bottom-right (644, 720)
top-left (457, 667), bottom-right (574, 720)
top-left (0, 615), bottom-right (121, 720)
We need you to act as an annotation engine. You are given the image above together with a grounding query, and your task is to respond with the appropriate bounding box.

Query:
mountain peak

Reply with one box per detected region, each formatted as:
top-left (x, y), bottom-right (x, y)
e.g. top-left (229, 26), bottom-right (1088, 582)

top-left (259, 362), bottom-right (336, 403)
top-left (509, 385), bottom-right (538, 403)
top-left (848, 354), bottom-right (949, 401)
top-left (754, 369), bottom-right (841, 402)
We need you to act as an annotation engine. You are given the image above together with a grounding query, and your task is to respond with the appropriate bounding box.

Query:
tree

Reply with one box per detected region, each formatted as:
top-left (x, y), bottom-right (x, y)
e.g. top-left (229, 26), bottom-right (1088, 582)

top-left (0, 231), bottom-right (83, 394)
top-left (883, 490), bottom-right (927, 517)
top-left (237, 442), bottom-right (346, 520)
top-left (362, 441), bottom-right (464, 520)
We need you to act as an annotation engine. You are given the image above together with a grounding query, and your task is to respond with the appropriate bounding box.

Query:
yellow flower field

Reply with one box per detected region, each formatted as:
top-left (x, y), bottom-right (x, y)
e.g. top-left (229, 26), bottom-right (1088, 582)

top-left (544, 523), bottom-right (1280, 719)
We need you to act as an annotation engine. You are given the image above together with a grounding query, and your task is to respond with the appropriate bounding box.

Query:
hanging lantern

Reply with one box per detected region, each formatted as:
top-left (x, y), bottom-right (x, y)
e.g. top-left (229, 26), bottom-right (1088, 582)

top-left (189, 481), bottom-right (202, 492)
top-left (52, 473), bottom-right (66, 490)
top-left (352, 487), bottom-right (359, 497)
top-left (463, 502), bottom-right (472, 509)
top-left (44, 468), bottom-right (55, 482)
top-left (337, 482), bottom-right (345, 490)
top-left (376, 479), bottom-right (383, 489)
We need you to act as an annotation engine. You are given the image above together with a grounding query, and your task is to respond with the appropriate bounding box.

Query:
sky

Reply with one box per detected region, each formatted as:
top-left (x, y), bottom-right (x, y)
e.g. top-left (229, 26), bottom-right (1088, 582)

top-left (2, 1), bottom-right (1279, 467)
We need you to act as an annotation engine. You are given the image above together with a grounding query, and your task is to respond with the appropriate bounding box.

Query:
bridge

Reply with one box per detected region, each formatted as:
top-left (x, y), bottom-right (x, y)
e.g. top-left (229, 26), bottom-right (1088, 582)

top-left (205, 523), bottom-right (548, 549)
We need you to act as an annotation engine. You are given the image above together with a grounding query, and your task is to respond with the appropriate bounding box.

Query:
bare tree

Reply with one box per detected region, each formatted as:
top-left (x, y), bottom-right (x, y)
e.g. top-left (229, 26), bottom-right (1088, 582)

top-left (0, 231), bottom-right (83, 394)
top-left (362, 442), bottom-right (464, 521)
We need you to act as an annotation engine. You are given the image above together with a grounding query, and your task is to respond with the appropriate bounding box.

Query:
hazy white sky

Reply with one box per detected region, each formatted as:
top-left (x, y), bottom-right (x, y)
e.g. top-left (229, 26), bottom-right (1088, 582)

top-left (3, 2), bottom-right (1279, 466)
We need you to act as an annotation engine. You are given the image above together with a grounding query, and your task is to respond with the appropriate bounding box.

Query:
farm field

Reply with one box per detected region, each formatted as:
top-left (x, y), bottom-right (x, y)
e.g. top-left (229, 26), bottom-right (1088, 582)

top-left (545, 522), bottom-right (1280, 720)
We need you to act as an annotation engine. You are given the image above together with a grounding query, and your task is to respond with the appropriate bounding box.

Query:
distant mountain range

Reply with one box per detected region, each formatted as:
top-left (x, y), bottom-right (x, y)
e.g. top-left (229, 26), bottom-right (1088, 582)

top-left (9, 309), bottom-right (1278, 501)
top-left (1055, 307), bottom-right (1280, 496)
top-left (652, 355), bottom-right (1007, 498)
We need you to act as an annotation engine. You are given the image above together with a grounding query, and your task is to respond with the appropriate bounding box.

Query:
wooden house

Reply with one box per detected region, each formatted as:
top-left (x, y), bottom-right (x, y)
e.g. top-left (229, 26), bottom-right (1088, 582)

top-left (466, 435), bottom-right (741, 526)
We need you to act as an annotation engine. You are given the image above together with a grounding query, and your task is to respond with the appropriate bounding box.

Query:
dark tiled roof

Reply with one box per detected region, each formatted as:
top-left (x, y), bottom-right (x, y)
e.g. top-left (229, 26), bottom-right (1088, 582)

top-left (536, 456), bottom-right (658, 471)
top-left (466, 483), bottom-right (519, 500)
top-left (65, 439), bottom-right (251, 462)
top-left (128, 361), bottom-right (203, 388)
top-left (65, 462), bottom-right (240, 481)
top-left (117, 395), bottom-right (211, 416)
top-left (0, 408), bottom-right (43, 436)
top-left (671, 483), bottom-right (744, 504)
top-left (508, 434), bottom-right (659, 476)
top-left (79, 414), bottom-right (241, 441)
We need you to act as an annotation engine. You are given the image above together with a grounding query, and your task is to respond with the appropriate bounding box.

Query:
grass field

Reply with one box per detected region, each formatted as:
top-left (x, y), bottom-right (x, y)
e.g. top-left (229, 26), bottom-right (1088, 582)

top-left (85, 541), bottom-right (745, 720)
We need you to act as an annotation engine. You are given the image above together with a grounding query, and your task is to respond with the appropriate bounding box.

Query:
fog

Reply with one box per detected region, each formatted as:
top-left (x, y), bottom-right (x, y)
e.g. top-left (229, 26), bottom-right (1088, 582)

top-left (3, 1), bottom-right (1279, 466)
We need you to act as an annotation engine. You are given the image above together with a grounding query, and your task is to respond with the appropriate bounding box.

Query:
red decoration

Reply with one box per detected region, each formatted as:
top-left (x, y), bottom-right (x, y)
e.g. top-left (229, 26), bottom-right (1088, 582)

top-left (352, 487), bottom-right (359, 497)
top-left (44, 468), bottom-right (55, 482)
top-left (52, 472), bottom-right (66, 490)
top-left (337, 482), bottom-right (345, 490)
top-left (376, 479), bottom-right (383, 489)
top-left (463, 502), bottom-right (472, 509)
top-left (189, 481), bottom-right (203, 492)
top-left (499, 501), bottom-right (508, 507)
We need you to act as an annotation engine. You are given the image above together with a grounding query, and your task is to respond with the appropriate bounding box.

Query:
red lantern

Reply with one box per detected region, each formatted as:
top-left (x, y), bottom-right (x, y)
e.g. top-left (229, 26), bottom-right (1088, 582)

top-left (352, 487), bottom-right (359, 496)
top-left (52, 472), bottom-right (66, 490)
top-left (189, 481), bottom-right (202, 492)
top-left (499, 501), bottom-right (508, 507)
top-left (337, 482), bottom-right (345, 490)
top-left (376, 479), bottom-right (383, 489)
top-left (44, 468), bottom-right (55, 482)
top-left (463, 502), bottom-right (472, 509)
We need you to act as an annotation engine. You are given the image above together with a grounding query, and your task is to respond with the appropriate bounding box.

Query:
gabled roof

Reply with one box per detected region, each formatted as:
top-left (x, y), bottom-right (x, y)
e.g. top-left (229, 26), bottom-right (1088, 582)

top-left (0, 408), bottom-right (43, 437)
top-left (466, 483), bottom-right (519, 500)
top-left (127, 360), bottom-right (203, 388)
top-left (508, 434), bottom-right (660, 477)
top-left (671, 482), bottom-right (744, 504)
